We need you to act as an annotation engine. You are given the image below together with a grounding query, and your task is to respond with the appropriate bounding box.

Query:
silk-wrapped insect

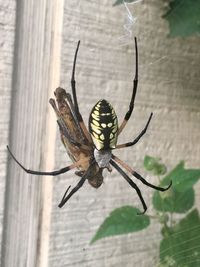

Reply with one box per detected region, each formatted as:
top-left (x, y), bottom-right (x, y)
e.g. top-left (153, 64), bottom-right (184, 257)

top-left (7, 38), bottom-right (172, 214)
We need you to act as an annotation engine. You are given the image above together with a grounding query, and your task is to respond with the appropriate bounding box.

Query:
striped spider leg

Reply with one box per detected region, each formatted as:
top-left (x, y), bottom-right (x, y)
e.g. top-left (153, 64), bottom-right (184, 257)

top-left (110, 155), bottom-right (172, 214)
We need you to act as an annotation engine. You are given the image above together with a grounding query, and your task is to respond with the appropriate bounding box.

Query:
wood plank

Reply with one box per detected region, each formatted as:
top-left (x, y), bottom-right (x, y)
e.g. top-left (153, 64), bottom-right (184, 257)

top-left (1, 0), bottom-right (63, 266)
top-left (0, 0), bottom-right (16, 259)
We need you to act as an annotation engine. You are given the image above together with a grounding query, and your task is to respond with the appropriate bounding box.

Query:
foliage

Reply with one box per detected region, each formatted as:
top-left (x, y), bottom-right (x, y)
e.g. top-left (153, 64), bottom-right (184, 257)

top-left (160, 209), bottom-right (200, 267)
top-left (163, 0), bottom-right (200, 37)
top-left (144, 155), bottom-right (167, 176)
top-left (91, 155), bottom-right (200, 267)
top-left (90, 206), bottom-right (150, 244)
top-left (113, 0), bottom-right (200, 37)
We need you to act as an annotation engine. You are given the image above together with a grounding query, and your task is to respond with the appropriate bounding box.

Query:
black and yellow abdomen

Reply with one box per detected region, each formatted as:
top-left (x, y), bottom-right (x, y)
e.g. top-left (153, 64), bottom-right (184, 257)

top-left (89, 99), bottom-right (118, 150)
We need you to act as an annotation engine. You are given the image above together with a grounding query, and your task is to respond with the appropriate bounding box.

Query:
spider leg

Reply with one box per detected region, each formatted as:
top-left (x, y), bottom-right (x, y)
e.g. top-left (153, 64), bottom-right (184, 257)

top-left (58, 176), bottom-right (86, 208)
top-left (110, 159), bottom-right (147, 215)
top-left (50, 89), bottom-right (84, 141)
top-left (58, 159), bottom-right (95, 207)
top-left (63, 91), bottom-right (90, 144)
top-left (49, 98), bottom-right (91, 151)
top-left (57, 119), bottom-right (91, 151)
top-left (65, 91), bottom-right (75, 111)
top-left (118, 37), bottom-right (138, 135)
top-left (71, 41), bottom-right (93, 143)
top-left (115, 113), bottom-right (153, 149)
top-left (7, 145), bottom-right (78, 176)
top-left (112, 155), bottom-right (172, 191)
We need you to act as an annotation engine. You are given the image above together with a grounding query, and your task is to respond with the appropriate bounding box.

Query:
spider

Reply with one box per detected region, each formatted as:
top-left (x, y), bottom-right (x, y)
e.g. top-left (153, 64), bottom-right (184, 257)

top-left (7, 37), bottom-right (172, 214)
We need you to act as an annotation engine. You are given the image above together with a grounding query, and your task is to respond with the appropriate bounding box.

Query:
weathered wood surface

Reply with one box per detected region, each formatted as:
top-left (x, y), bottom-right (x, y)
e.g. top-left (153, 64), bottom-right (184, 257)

top-left (0, 0), bottom-right (63, 266)
top-left (49, 1), bottom-right (200, 267)
top-left (0, 0), bottom-right (200, 266)
top-left (0, 0), bottom-right (16, 262)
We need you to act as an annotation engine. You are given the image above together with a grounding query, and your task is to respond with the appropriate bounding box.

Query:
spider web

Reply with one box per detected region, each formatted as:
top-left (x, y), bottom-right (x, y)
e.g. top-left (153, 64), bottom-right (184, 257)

top-left (118, 0), bottom-right (142, 46)
top-left (117, 0), bottom-right (169, 76)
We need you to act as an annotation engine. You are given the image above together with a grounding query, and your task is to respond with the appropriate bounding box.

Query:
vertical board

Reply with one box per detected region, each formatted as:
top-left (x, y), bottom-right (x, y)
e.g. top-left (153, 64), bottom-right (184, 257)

top-left (1, 0), bottom-right (63, 266)
top-left (0, 0), bottom-right (16, 260)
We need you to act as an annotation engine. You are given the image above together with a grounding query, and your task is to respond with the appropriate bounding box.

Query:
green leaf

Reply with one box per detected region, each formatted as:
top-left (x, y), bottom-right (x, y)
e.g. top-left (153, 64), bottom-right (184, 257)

top-left (161, 161), bottom-right (200, 192)
top-left (163, 0), bottom-right (200, 37)
top-left (153, 187), bottom-right (194, 213)
top-left (113, 0), bottom-right (137, 6)
top-left (90, 206), bottom-right (150, 244)
top-left (144, 155), bottom-right (158, 171)
top-left (153, 164), bottom-right (167, 176)
top-left (144, 155), bottom-right (167, 175)
top-left (160, 209), bottom-right (200, 267)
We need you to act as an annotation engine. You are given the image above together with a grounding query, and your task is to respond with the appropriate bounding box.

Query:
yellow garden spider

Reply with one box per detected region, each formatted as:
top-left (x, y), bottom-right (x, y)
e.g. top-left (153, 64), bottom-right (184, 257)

top-left (7, 37), bottom-right (172, 214)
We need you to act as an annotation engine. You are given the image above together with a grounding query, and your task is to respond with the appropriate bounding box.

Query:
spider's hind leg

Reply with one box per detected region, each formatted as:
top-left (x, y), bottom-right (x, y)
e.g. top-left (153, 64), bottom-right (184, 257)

top-left (112, 155), bottom-right (172, 191)
top-left (110, 159), bottom-right (147, 215)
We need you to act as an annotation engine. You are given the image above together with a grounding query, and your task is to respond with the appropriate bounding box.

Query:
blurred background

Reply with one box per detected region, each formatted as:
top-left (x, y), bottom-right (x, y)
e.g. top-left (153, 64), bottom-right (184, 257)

top-left (0, 0), bottom-right (200, 266)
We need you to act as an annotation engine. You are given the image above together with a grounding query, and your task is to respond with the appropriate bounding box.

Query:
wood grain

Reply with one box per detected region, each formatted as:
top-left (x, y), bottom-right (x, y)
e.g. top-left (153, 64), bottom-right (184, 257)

top-left (0, 0), bottom-right (16, 259)
top-left (1, 0), bottom-right (63, 266)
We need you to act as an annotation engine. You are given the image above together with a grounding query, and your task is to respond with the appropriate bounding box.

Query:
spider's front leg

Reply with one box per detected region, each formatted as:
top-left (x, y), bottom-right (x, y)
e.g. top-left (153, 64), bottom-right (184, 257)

top-left (49, 98), bottom-right (91, 151)
top-left (118, 37), bottom-right (138, 135)
top-left (71, 40), bottom-right (93, 143)
top-left (7, 145), bottom-right (78, 176)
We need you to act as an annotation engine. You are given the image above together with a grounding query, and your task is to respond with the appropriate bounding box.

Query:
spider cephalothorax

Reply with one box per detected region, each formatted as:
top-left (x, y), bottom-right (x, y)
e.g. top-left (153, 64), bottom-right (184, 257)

top-left (7, 37), bottom-right (172, 214)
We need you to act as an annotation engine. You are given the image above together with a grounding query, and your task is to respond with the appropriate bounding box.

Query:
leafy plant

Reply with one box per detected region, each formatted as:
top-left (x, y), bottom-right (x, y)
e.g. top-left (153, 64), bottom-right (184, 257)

top-left (163, 0), bottom-right (200, 37)
top-left (90, 206), bottom-right (150, 244)
top-left (91, 155), bottom-right (200, 267)
top-left (113, 0), bottom-right (200, 37)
